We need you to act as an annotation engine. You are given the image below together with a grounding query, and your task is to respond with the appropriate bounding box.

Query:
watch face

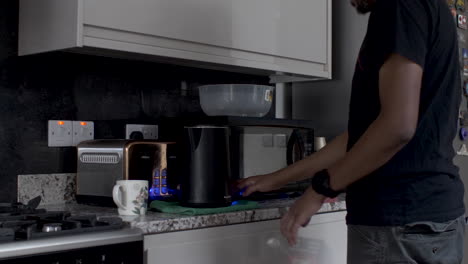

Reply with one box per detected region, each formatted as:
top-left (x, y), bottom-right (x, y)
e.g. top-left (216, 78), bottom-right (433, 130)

top-left (323, 175), bottom-right (332, 189)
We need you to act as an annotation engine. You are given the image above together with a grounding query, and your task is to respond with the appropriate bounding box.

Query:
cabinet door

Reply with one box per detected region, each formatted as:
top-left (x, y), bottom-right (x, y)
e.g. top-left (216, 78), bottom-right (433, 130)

top-left (83, 0), bottom-right (327, 64)
top-left (145, 230), bottom-right (288, 264)
top-left (144, 211), bottom-right (347, 264)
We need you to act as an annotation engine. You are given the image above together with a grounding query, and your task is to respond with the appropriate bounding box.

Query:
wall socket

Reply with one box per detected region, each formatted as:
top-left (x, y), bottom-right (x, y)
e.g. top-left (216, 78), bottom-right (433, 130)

top-left (48, 120), bottom-right (73, 147)
top-left (125, 124), bottom-right (158, 140)
top-left (48, 120), bottom-right (94, 147)
top-left (72, 121), bottom-right (94, 146)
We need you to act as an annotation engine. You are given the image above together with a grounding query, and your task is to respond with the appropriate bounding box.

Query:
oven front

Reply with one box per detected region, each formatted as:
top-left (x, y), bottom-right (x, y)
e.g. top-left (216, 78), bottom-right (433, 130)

top-left (0, 229), bottom-right (143, 264)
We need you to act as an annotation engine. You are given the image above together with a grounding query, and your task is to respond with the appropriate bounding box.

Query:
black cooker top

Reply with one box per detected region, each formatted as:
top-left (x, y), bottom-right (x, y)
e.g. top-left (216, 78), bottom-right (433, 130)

top-left (0, 199), bottom-right (124, 243)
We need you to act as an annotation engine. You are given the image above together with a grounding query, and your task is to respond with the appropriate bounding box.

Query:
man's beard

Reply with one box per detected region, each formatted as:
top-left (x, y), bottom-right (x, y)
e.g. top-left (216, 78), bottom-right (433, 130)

top-left (355, 0), bottom-right (373, 14)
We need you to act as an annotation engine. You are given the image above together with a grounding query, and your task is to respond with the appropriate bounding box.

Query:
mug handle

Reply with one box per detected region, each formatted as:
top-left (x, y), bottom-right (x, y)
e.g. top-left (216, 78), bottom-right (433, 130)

top-left (113, 185), bottom-right (127, 210)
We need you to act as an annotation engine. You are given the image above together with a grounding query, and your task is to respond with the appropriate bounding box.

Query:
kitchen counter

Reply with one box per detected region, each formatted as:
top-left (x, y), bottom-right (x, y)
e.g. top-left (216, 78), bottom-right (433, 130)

top-left (41, 199), bottom-right (346, 235)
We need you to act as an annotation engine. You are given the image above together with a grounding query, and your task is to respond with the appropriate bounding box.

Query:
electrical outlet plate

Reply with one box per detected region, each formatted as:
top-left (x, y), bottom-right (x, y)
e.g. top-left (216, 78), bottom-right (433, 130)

top-left (274, 134), bottom-right (288, 148)
top-left (48, 120), bottom-right (73, 147)
top-left (125, 124), bottom-right (158, 140)
top-left (262, 134), bottom-right (274, 147)
top-left (72, 121), bottom-right (94, 146)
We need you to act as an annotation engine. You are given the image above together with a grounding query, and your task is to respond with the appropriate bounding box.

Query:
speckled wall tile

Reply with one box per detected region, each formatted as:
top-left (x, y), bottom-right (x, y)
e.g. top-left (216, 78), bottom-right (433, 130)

top-left (17, 174), bottom-right (76, 205)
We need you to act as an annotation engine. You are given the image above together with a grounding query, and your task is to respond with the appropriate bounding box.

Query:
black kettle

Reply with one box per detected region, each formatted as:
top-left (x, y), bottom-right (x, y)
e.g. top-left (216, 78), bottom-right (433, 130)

top-left (179, 126), bottom-right (231, 208)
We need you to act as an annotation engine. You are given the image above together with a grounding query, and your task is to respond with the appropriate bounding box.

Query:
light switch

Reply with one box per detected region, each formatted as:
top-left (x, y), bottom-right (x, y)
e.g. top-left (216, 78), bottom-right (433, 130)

top-left (72, 121), bottom-right (94, 146)
top-left (262, 134), bottom-right (274, 147)
top-left (274, 134), bottom-right (288, 148)
top-left (48, 120), bottom-right (73, 147)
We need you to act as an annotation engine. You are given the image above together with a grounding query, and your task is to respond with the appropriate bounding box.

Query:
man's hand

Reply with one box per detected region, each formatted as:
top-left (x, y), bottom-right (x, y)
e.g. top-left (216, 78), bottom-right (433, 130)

top-left (237, 172), bottom-right (288, 196)
top-left (280, 187), bottom-right (326, 246)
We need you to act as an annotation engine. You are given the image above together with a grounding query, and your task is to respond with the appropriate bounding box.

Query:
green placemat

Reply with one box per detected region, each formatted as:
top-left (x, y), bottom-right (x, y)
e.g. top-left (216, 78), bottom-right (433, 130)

top-left (150, 200), bottom-right (259, 216)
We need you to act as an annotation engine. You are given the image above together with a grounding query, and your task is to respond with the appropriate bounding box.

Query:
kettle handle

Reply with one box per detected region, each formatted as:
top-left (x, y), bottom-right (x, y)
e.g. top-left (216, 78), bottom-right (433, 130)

top-left (287, 129), bottom-right (305, 166)
top-left (187, 128), bottom-right (203, 153)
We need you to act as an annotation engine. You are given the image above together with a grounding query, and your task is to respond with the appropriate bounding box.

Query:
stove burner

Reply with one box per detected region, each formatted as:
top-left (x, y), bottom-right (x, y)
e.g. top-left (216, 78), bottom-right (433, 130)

top-left (0, 210), bottom-right (124, 242)
top-left (0, 199), bottom-right (47, 219)
top-left (0, 228), bottom-right (14, 242)
top-left (42, 223), bottom-right (62, 233)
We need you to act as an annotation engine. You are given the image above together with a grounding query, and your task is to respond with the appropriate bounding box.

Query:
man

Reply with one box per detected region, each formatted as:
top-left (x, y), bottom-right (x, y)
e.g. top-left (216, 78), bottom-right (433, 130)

top-left (239, 0), bottom-right (466, 263)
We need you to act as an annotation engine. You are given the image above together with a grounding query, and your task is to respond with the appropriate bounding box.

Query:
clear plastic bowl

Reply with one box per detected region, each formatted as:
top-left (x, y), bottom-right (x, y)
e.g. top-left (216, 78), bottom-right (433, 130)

top-left (198, 84), bottom-right (274, 117)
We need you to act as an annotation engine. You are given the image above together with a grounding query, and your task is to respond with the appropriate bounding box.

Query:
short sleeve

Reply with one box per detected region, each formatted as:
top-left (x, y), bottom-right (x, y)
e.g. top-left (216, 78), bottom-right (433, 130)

top-left (370, 0), bottom-right (431, 67)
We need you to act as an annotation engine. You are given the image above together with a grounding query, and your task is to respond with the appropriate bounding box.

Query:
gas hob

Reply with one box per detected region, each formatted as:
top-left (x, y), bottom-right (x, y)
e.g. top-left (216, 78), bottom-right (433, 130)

top-left (0, 205), bottom-right (124, 243)
top-left (0, 199), bottom-right (143, 263)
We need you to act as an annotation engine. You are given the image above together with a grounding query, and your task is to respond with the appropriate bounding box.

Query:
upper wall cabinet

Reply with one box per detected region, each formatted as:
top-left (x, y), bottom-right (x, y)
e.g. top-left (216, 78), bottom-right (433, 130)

top-left (19, 0), bottom-right (332, 82)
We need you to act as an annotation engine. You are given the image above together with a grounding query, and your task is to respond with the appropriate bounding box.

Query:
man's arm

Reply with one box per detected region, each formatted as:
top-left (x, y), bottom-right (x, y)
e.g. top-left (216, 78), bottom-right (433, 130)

top-left (239, 131), bottom-right (348, 196)
top-left (276, 131), bottom-right (349, 182)
top-left (329, 53), bottom-right (422, 191)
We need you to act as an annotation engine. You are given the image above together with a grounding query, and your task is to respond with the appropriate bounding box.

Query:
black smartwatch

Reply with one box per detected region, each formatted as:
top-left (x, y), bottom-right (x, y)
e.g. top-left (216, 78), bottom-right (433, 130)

top-left (311, 169), bottom-right (341, 198)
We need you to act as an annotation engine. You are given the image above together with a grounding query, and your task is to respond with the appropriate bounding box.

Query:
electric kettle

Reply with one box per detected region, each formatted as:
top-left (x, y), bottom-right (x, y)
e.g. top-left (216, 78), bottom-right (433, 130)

top-left (179, 126), bottom-right (231, 208)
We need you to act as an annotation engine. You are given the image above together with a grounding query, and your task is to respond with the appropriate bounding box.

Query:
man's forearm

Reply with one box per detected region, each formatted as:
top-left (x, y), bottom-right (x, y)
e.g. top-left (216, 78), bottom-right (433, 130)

top-left (278, 132), bottom-right (349, 182)
top-left (328, 115), bottom-right (412, 191)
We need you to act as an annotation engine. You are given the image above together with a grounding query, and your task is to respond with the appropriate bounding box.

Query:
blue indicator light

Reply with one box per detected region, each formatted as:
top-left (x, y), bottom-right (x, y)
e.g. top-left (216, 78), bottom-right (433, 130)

top-left (149, 187), bottom-right (161, 199)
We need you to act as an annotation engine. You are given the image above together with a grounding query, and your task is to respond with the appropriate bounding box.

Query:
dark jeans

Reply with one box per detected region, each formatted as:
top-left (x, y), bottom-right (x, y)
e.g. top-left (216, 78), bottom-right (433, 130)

top-left (347, 215), bottom-right (466, 264)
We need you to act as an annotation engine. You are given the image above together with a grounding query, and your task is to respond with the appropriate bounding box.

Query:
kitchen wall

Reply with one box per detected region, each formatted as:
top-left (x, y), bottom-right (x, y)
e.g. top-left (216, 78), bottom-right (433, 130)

top-left (292, 1), bottom-right (369, 138)
top-left (0, 1), bottom-right (268, 203)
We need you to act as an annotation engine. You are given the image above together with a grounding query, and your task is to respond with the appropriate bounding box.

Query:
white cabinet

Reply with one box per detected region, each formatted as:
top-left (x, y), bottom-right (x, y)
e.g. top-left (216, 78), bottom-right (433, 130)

top-left (19, 0), bottom-right (332, 81)
top-left (144, 211), bottom-right (347, 264)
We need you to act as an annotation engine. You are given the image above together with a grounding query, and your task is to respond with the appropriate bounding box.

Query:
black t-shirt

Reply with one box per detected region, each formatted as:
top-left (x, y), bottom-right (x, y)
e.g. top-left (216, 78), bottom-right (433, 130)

top-left (346, 0), bottom-right (465, 226)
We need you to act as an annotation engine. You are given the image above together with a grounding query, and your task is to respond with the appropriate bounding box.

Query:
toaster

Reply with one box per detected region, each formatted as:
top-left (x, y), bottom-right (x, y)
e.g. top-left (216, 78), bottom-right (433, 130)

top-left (76, 140), bottom-right (176, 206)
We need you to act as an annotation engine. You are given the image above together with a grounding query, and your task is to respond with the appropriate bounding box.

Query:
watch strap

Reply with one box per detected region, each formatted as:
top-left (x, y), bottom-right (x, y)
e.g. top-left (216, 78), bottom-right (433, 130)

top-left (311, 169), bottom-right (341, 198)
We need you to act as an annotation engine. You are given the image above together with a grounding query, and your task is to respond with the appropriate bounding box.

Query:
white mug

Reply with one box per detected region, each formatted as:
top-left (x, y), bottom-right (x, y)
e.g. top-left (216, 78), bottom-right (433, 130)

top-left (113, 180), bottom-right (148, 216)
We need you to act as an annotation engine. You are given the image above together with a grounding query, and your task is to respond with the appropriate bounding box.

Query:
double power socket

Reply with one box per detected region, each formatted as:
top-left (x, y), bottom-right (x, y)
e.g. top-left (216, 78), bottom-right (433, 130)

top-left (48, 120), bottom-right (94, 147)
top-left (125, 124), bottom-right (158, 140)
top-left (48, 121), bottom-right (158, 147)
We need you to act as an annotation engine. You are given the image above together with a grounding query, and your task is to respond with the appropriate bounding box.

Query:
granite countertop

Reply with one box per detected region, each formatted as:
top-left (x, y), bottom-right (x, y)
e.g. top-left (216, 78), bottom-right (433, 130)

top-left (41, 199), bottom-right (346, 235)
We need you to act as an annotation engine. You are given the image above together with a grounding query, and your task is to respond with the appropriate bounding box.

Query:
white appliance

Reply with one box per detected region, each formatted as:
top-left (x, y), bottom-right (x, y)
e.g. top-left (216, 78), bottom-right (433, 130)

top-left (231, 126), bottom-right (314, 180)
